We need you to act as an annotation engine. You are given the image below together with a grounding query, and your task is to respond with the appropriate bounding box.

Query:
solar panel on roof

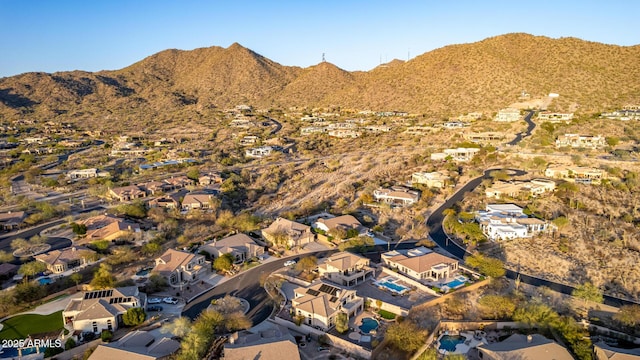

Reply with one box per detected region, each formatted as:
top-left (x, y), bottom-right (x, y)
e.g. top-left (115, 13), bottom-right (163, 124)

top-left (318, 284), bottom-right (339, 295)
top-left (306, 289), bottom-right (320, 296)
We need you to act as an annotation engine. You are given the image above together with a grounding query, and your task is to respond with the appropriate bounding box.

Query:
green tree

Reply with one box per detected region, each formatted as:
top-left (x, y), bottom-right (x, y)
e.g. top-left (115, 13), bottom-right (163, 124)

top-left (0, 250), bottom-right (14, 263)
top-left (186, 168), bottom-right (200, 182)
top-left (213, 253), bottom-right (235, 273)
top-left (71, 222), bottom-right (88, 235)
top-left (101, 330), bottom-right (113, 342)
top-left (605, 136), bottom-right (620, 146)
top-left (513, 302), bottom-right (559, 327)
top-left (10, 238), bottom-right (28, 252)
top-left (465, 254), bottom-right (505, 278)
top-left (70, 273), bottom-right (83, 289)
top-left (572, 282), bottom-right (604, 305)
top-left (141, 241), bottom-right (162, 256)
top-left (161, 317), bottom-right (192, 338)
top-left (147, 273), bottom-right (169, 292)
top-left (18, 261), bottom-right (47, 281)
top-left (335, 312), bottom-right (349, 334)
top-left (223, 312), bottom-right (252, 332)
top-left (478, 295), bottom-right (516, 319)
top-left (90, 263), bottom-right (116, 289)
top-left (122, 307), bottom-right (146, 326)
top-left (385, 320), bottom-right (427, 353)
top-left (613, 305), bottom-right (640, 327)
top-left (295, 256), bottom-right (317, 272)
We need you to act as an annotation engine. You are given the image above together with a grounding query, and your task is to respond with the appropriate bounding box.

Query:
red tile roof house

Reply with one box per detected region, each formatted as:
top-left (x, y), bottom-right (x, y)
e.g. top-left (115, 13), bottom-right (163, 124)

top-left (153, 249), bottom-right (208, 287)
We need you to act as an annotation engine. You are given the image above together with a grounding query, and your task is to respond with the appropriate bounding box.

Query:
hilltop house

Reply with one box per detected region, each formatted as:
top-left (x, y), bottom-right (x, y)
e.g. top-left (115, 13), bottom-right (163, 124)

top-left (291, 281), bottom-right (363, 331)
top-left (494, 108), bottom-right (521, 122)
top-left (147, 196), bottom-right (180, 209)
top-left (35, 247), bottom-right (97, 274)
top-left (63, 287), bottom-right (144, 335)
top-left (245, 146), bottom-right (273, 158)
top-left (485, 179), bottom-right (556, 199)
top-left (431, 148), bottom-right (480, 162)
top-left (261, 217), bottom-right (315, 249)
top-left (67, 168), bottom-right (110, 180)
top-left (200, 234), bottom-right (264, 263)
top-left (537, 112), bottom-right (574, 123)
top-left (545, 165), bottom-right (606, 184)
top-left (318, 252), bottom-right (374, 287)
top-left (153, 249), bottom-right (208, 286)
top-left (475, 204), bottom-right (550, 241)
top-left (78, 214), bottom-right (141, 243)
top-left (373, 186), bottom-right (420, 206)
top-left (555, 134), bottom-right (606, 149)
top-left (411, 171), bottom-right (451, 188)
top-left (382, 247), bottom-right (459, 283)
top-left (0, 211), bottom-right (26, 231)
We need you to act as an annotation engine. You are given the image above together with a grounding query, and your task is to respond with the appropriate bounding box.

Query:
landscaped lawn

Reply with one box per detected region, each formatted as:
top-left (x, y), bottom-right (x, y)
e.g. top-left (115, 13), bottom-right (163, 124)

top-left (378, 309), bottom-right (397, 320)
top-left (0, 311), bottom-right (64, 339)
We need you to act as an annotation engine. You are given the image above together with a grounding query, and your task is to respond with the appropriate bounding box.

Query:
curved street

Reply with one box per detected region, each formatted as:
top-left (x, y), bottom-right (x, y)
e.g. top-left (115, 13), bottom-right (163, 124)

top-left (425, 169), bottom-right (638, 307)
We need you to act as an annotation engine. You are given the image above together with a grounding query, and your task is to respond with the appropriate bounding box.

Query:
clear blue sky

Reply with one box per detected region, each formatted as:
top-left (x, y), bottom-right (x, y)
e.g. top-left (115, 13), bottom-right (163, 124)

top-left (1, 0), bottom-right (639, 77)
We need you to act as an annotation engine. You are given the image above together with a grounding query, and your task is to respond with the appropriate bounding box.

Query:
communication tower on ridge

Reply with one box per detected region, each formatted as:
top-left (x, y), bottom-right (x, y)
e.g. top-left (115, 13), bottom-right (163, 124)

top-left (322, 53), bottom-right (325, 62)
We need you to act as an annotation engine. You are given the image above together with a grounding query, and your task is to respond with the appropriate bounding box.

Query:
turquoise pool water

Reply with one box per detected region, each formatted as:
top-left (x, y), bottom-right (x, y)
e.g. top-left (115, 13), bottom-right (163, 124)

top-left (446, 278), bottom-right (466, 289)
top-left (378, 280), bottom-right (409, 294)
top-left (136, 268), bottom-right (152, 276)
top-left (359, 317), bottom-right (379, 334)
top-left (38, 277), bottom-right (52, 285)
top-left (438, 335), bottom-right (465, 352)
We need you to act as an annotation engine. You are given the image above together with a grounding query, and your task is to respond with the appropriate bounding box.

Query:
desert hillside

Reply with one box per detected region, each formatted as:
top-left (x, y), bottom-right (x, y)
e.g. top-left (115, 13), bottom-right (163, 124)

top-left (1, 33), bottom-right (639, 129)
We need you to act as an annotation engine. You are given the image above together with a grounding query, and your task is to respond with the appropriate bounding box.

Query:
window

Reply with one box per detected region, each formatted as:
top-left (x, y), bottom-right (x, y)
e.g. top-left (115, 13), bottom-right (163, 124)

top-left (107, 319), bottom-right (113, 331)
top-left (92, 321), bottom-right (98, 333)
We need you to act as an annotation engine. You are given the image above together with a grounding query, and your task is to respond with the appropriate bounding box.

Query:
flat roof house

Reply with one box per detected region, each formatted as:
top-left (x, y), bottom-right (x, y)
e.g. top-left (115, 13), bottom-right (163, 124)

top-left (373, 186), bottom-right (420, 206)
top-left (411, 171), bottom-right (450, 188)
top-left (475, 204), bottom-right (549, 241)
top-left (494, 108), bottom-right (521, 122)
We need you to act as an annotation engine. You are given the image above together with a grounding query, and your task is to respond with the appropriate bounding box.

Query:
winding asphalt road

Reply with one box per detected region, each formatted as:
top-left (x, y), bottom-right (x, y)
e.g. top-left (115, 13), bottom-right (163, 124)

top-left (425, 168), bottom-right (638, 307)
top-left (506, 110), bottom-right (536, 146)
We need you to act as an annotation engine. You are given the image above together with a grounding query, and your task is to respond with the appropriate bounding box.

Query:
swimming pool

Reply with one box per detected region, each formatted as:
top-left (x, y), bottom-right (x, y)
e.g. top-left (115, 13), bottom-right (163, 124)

top-left (135, 267), bottom-right (152, 277)
top-left (445, 276), bottom-right (468, 289)
top-left (438, 335), bottom-right (465, 352)
top-left (38, 277), bottom-right (52, 285)
top-left (359, 317), bottom-right (379, 334)
top-left (377, 280), bottom-right (410, 294)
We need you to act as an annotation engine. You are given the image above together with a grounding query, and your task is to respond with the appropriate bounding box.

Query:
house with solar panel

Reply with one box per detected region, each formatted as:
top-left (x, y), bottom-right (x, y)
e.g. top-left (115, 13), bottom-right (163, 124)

top-left (62, 287), bottom-right (144, 335)
top-left (291, 281), bottom-right (363, 331)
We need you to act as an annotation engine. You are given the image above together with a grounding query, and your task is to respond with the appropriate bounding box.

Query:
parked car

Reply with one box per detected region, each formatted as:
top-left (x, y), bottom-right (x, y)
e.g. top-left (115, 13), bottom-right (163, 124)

top-left (148, 298), bottom-right (162, 304)
top-left (284, 260), bottom-right (296, 267)
top-left (146, 305), bottom-right (163, 311)
top-left (163, 297), bottom-right (179, 304)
